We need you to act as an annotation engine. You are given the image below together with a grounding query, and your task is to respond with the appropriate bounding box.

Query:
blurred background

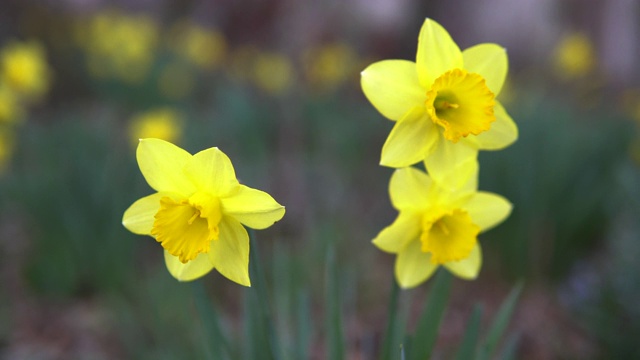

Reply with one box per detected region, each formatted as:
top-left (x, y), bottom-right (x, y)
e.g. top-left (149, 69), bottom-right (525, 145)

top-left (0, 0), bottom-right (639, 359)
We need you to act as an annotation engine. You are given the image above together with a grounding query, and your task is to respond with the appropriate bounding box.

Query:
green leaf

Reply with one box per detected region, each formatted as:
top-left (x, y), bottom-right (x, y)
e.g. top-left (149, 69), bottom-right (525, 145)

top-left (409, 270), bottom-right (453, 360)
top-left (455, 304), bottom-right (483, 360)
top-left (477, 282), bottom-right (523, 360)
top-left (499, 332), bottom-right (520, 360)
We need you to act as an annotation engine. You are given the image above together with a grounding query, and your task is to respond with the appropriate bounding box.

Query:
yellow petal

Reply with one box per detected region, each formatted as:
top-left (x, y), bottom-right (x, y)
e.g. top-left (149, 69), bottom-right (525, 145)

top-left (424, 136), bottom-right (478, 186)
top-left (463, 192), bottom-right (512, 232)
top-left (465, 102), bottom-right (518, 150)
top-left (425, 157), bottom-right (478, 196)
top-left (164, 249), bottom-right (215, 282)
top-left (122, 192), bottom-right (173, 235)
top-left (221, 185), bottom-right (285, 229)
top-left (380, 107), bottom-right (438, 168)
top-left (184, 147), bottom-right (239, 196)
top-left (210, 217), bottom-right (251, 286)
top-left (416, 18), bottom-right (463, 88)
top-left (372, 212), bottom-right (421, 253)
top-left (462, 44), bottom-right (508, 95)
top-left (389, 167), bottom-right (432, 210)
top-left (137, 138), bottom-right (196, 194)
top-left (360, 60), bottom-right (425, 121)
top-left (395, 238), bottom-right (438, 289)
top-left (443, 244), bottom-right (482, 280)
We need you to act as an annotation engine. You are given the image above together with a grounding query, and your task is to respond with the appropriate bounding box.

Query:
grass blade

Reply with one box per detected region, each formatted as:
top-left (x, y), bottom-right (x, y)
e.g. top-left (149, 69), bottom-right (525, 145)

top-left (478, 282), bottom-right (524, 360)
top-left (455, 304), bottom-right (483, 360)
top-left (381, 275), bottom-right (400, 360)
top-left (409, 270), bottom-right (453, 360)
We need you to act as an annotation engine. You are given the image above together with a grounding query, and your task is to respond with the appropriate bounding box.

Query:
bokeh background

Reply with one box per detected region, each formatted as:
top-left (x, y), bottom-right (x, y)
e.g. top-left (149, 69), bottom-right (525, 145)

top-left (1, 0), bottom-right (639, 358)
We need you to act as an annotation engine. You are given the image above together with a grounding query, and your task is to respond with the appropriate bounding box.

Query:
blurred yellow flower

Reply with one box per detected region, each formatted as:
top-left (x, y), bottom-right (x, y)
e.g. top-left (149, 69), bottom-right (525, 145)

top-left (253, 52), bottom-right (294, 95)
top-left (361, 19), bottom-right (518, 171)
top-left (168, 20), bottom-right (227, 71)
top-left (1, 40), bottom-right (51, 101)
top-left (553, 32), bottom-right (595, 79)
top-left (303, 42), bottom-right (357, 92)
top-left (0, 85), bottom-right (23, 124)
top-left (129, 108), bottom-right (183, 145)
top-left (84, 9), bottom-right (159, 84)
top-left (373, 159), bottom-right (511, 289)
top-left (122, 139), bottom-right (285, 285)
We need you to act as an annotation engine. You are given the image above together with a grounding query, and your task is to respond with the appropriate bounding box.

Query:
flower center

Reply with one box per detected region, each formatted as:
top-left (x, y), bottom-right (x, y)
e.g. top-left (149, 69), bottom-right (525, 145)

top-left (420, 209), bottom-right (480, 264)
top-left (151, 192), bottom-right (222, 263)
top-left (425, 68), bottom-right (496, 143)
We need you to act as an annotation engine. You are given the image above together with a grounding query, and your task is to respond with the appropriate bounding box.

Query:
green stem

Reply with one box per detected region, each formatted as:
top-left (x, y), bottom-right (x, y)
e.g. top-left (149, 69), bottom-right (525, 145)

top-left (248, 229), bottom-right (283, 360)
top-left (192, 282), bottom-right (232, 360)
top-left (381, 275), bottom-right (400, 360)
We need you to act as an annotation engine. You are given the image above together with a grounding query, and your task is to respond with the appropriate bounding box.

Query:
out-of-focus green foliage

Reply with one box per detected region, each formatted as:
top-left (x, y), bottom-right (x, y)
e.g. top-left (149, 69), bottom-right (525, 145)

top-left (479, 87), bottom-right (633, 281)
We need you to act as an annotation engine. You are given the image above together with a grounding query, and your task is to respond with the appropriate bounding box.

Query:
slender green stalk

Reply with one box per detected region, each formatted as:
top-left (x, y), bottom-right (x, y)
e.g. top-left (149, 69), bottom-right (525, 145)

top-left (410, 270), bottom-right (453, 360)
top-left (381, 275), bottom-right (400, 360)
top-left (455, 304), bottom-right (483, 360)
top-left (192, 282), bottom-right (232, 360)
top-left (248, 229), bottom-right (283, 360)
top-left (477, 282), bottom-right (523, 360)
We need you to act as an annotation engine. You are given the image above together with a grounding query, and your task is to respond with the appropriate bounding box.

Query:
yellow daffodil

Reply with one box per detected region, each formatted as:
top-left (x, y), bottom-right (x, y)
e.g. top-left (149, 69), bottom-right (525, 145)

top-left (253, 52), bottom-right (294, 95)
top-left (303, 42), bottom-right (357, 92)
top-left (373, 159), bottom-right (512, 288)
top-left (553, 32), bottom-right (595, 79)
top-left (168, 20), bottom-right (227, 71)
top-left (1, 40), bottom-right (51, 101)
top-left (122, 139), bottom-right (285, 285)
top-left (84, 9), bottom-right (158, 84)
top-left (361, 19), bottom-right (517, 172)
top-left (128, 108), bottom-right (183, 145)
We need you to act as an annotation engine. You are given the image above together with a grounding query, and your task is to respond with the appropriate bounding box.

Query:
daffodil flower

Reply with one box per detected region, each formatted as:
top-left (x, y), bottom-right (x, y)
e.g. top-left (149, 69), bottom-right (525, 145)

top-left (122, 139), bottom-right (285, 286)
top-left (372, 159), bottom-right (512, 289)
top-left (1, 40), bottom-right (51, 101)
top-left (361, 18), bottom-right (518, 172)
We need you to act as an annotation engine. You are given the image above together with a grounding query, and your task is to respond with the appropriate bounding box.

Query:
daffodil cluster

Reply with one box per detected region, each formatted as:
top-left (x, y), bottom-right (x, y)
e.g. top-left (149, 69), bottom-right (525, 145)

top-left (123, 139), bottom-right (285, 285)
top-left (361, 19), bottom-right (517, 288)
